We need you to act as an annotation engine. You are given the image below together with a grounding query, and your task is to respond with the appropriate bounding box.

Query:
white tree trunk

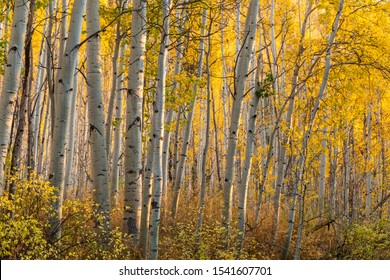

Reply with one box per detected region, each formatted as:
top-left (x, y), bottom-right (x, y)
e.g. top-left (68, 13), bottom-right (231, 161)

top-left (196, 8), bottom-right (209, 236)
top-left (149, 0), bottom-right (171, 260)
top-left (365, 103), bottom-right (372, 218)
top-left (330, 138), bottom-right (338, 219)
top-left (63, 69), bottom-right (79, 200)
top-left (162, 25), bottom-right (183, 202)
top-left (86, 0), bottom-right (110, 236)
top-left (0, 0), bottom-right (29, 195)
top-left (111, 45), bottom-right (125, 206)
top-left (124, 0), bottom-right (147, 242)
top-left (237, 57), bottom-right (262, 256)
top-left (344, 133), bottom-right (350, 218)
top-left (319, 132), bottom-right (327, 216)
top-left (48, 0), bottom-right (85, 235)
top-left (222, 0), bottom-right (260, 244)
top-left (139, 127), bottom-right (155, 258)
top-left (32, 25), bottom-right (48, 173)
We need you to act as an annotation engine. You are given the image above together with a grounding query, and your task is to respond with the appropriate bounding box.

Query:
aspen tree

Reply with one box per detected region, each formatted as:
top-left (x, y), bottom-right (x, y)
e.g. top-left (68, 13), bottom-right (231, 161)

top-left (124, 0), bottom-right (147, 243)
top-left (111, 46), bottom-right (125, 206)
top-left (319, 128), bottom-right (327, 216)
top-left (237, 53), bottom-right (262, 256)
top-left (365, 103), bottom-right (373, 218)
top-left (149, 0), bottom-right (172, 260)
top-left (106, 0), bottom-right (128, 160)
top-left (86, 0), bottom-right (110, 236)
top-left (222, 0), bottom-right (259, 245)
top-left (220, 11), bottom-right (229, 149)
top-left (162, 8), bottom-right (184, 202)
top-left (48, 0), bottom-right (86, 235)
top-left (30, 18), bottom-right (48, 174)
top-left (9, 0), bottom-right (35, 196)
top-left (196, 8), bottom-right (209, 235)
top-left (64, 71), bottom-right (79, 199)
top-left (0, 0), bottom-right (29, 195)
top-left (344, 131), bottom-right (351, 218)
top-left (139, 127), bottom-right (155, 257)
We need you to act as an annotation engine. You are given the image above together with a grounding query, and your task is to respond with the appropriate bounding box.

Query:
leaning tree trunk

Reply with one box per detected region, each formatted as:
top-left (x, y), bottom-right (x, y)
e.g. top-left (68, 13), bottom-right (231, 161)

top-left (222, 0), bottom-right (260, 247)
top-left (0, 0), bottom-right (29, 195)
top-left (124, 0), bottom-right (147, 244)
top-left (86, 0), bottom-right (110, 238)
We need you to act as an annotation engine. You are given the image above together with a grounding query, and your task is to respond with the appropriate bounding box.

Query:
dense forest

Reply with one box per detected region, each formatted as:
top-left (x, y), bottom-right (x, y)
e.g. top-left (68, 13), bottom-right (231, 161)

top-left (0, 0), bottom-right (389, 260)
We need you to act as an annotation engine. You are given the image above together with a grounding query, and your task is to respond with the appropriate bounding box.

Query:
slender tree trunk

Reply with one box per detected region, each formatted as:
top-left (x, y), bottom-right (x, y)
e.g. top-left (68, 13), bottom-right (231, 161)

top-left (48, 0), bottom-right (86, 238)
top-left (0, 0), bottom-right (29, 195)
top-left (196, 9), bottom-right (210, 237)
top-left (212, 94), bottom-right (223, 190)
top-left (31, 21), bottom-right (48, 174)
top-left (171, 108), bottom-right (182, 183)
top-left (236, 56), bottom-right (262, 257)
top-left (139, 126), bottom-right (155, 258)
top-left (9, 0), bottom-right (36, 196)
top-left (106, 0), bottom-right (127, 159)
top-left (37, 95), bottom-right (50, 175)
top-left (319, 129), bottom-right (327, 216)
top-left (222, 0), bottom-right (260, 246)
top-left (86, 0), bottom-right (110, 238)
top-left (162, 26), bottom-right (183, 203)
top-left (111, 45), bottom-right (126, 206)
top-left (124, 0), bottom-right (147, 243)
top-left (46, 0), bottom-right (55, 134)
top-left (329, 129), bottom-right (338, 219)
top-left (58, 0), bottom-right (68, 71)
top-left (220, 12), bottom-right (229, 150)
top-left (294, 183), bottom-right (307, 260)
top-left (148, 0), bottom-right (172, 260)
top-left (365, 103), bottom-right (372, 218)
top-left (343, 132), bottom-right (350, 218)
top-left (63, 70), bottom-right (79, 200)
top-left (270, 0), bottom-right (278, 92)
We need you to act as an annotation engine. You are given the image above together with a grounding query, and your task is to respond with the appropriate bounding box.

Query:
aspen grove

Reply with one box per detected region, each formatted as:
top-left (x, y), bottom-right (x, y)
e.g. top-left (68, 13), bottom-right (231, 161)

top-left (0, 0), bottom-right (389, 260)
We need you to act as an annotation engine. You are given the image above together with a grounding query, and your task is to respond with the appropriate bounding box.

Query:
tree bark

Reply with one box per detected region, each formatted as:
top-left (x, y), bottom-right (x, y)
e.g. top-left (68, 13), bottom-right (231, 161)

top-left (222, 0), bottom-right (260, 246)
top-left (149, 0), bottom-right (171, 260)
top-left (48, 0), bottom-right (86, 238)
top-left (124, 0), bottom-right (147, 243)
top-left (86, 0), bottom-right (110, 238)
top-left (0, 0), bottom-right (29, 195)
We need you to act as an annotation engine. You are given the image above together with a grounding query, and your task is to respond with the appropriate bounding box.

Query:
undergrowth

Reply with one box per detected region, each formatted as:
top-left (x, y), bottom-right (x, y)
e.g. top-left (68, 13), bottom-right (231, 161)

top-left (0, 176), bottom-right (388, 259)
